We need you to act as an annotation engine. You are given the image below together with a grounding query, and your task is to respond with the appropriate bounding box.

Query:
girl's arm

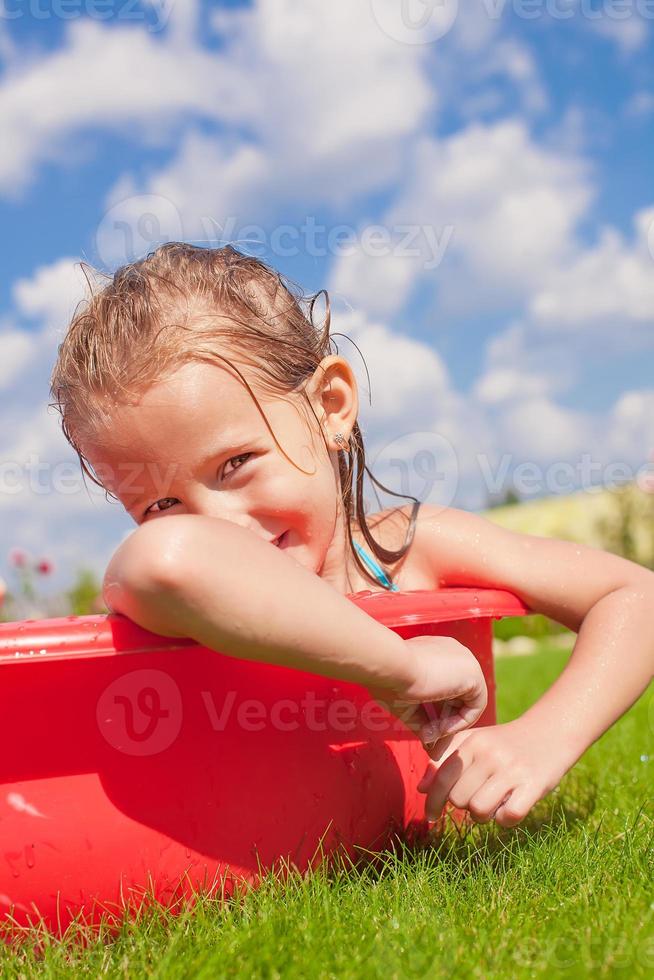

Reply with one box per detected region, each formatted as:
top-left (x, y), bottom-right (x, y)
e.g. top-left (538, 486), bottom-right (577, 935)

top-left (412, 503), bottom-right (654, 826)
top-left (101, 514), bottom-right (487, 729)
top-left (414, 503), bottom-right (654, 758)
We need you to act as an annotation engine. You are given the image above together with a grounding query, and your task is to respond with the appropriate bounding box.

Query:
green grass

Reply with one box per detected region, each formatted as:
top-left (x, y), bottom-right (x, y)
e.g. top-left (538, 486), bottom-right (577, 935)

top-left (2, 644), bottom-right (653, 977)
top-left (492, 613), bottom-right (571, 641)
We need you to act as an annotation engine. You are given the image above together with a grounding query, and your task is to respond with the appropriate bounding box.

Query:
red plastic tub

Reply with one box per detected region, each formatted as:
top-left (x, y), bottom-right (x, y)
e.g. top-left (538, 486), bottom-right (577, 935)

top-left (0, 587), bottom-right (528, 938)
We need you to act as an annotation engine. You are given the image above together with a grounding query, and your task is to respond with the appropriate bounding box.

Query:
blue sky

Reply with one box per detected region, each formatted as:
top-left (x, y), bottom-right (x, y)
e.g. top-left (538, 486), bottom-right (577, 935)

top-left (0, 0), bottom-right (653, 596)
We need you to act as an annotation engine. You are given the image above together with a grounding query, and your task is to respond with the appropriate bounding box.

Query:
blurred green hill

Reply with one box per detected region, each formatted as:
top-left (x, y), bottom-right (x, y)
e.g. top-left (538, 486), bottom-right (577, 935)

top-left (481, 481), bottom-right (654, 571)
top-left (482, 481), bottom-right (654, 645)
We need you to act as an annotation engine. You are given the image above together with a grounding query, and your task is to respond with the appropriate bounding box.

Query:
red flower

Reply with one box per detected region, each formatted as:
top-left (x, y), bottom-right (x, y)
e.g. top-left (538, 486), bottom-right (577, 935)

top-left (36, 559), bottom-right (53, 575)
top-left (640, 472), bottom-right (654, 494)
top-left (8, 547), bottom-right (29, 568)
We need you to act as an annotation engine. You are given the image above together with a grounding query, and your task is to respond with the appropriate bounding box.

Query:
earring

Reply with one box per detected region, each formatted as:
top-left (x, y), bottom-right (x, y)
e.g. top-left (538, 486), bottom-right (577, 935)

top-left (334, 432), bottom-right (350, 452)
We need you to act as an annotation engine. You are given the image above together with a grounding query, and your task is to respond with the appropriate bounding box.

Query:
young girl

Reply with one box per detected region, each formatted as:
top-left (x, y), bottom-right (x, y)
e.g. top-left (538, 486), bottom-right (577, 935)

top-left (49, 243), bottom-right (654, 829)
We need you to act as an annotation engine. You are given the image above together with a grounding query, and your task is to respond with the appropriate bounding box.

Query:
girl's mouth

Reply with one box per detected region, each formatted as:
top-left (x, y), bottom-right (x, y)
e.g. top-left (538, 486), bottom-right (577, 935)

top-left (274, 531), bottom-right (288, 549)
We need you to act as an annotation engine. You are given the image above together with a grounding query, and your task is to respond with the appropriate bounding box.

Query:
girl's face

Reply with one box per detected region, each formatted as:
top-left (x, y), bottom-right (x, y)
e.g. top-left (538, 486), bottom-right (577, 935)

top-left (83, 356), bottom-right (370, 595)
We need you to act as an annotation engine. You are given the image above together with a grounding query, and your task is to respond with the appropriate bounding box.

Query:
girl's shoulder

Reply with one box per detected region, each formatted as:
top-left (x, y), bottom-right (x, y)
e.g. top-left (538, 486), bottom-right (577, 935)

top-left (400, 502), bottom-right (501, 587)
top-left (363, 502), bottom-right (500, 591)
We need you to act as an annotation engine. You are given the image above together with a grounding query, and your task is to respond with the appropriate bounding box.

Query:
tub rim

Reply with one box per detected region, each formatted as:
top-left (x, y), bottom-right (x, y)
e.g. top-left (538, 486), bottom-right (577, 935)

top-left (0, 587), bottom-right (530, 665)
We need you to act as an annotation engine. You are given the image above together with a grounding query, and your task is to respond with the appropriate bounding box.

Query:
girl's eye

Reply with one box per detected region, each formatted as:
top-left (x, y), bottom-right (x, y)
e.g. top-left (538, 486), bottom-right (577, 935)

top-left (144, 497), bottom-right (178, 516)
top-left (222, 452), bottom-right (253, 479)
top-left (143, 454), bottom-right (254, 518)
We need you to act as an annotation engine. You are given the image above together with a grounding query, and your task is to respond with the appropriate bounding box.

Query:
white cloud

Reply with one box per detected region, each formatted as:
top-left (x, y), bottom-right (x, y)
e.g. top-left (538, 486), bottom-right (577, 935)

top-left (13, 257), bottom-right (89, 341)
top-left (400, 121), bottom-right (592, 303)
top-left (492, 395), bottom-right (596, 462)
top-left (468, 379), bottom-right (654, 503)
top-left (327, 248), bottom-right (426, 326)
top-left (0, 19), bottom-right (16, 64)
top-left (339, 301), bottom-right (653, 511)
top-left (333, 307), bottom-right (450, 423)
top-left (0, 14), bottom-right (248, 198)
top-left (529, 207), bottom-right (654, 327)
top-left (0, 328), bottom-right (35, 391)
top-left (0, 257), bottom-right (136, 594)
top-left (208, 0), bottom-right (434, 160)
top-left (588, 15), bottom-right (649, 54)
top-left (96, 1), bottom-right (436, 257)
top-left (624, 90), bottom-right (654, 118)
top-left (330, 307), bottom-right (496, 509)
top-left (608, 389), bottom-right (654, 460)
top-left (473, 320), bottom-right (578, 405)
top-left (0, 2), bottom-right (436, 207)
top-left (98, 134), bottom-right (271, 265)
top-left (472, 38), bottom-right (549, 116)
top-left (0, 390), bottom-right (134, 594)
top-left (468, 317), bottom-right (654, 502)
top-left (473, 367), bottom-right (554, 406)
top-left (329, 114), bottom-right (653, 353)
top-left (329, 119), bottom-right (593, 317)
top-left (0, 258), bottom-right (90, 465)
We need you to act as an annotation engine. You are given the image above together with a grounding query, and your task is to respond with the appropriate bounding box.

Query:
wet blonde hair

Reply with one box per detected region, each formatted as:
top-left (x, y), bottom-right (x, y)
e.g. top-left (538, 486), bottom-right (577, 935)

top-left (49, 243), bottom-right (420, 591)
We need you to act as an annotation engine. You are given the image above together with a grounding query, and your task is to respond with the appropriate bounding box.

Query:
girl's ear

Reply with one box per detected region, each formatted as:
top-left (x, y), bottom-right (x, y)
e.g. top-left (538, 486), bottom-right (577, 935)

top-left (308, 355), bottom-right (359, 444)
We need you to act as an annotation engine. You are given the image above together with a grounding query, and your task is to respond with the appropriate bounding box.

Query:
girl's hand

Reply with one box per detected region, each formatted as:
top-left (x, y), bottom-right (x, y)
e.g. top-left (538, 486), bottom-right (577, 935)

top-left (417, 718), bottom-right (579, 827)
top-left (368, 634), bottom-right (488, 741)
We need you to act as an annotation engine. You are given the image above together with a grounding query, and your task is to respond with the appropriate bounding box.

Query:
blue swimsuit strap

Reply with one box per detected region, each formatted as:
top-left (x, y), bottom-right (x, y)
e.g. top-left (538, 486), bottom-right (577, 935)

top-left (352, 540), bottom-right (399, 592)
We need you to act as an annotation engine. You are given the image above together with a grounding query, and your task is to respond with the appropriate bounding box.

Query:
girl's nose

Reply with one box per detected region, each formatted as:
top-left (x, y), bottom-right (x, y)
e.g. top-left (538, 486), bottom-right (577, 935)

top-left (188, 490), bottom-right (258, 538)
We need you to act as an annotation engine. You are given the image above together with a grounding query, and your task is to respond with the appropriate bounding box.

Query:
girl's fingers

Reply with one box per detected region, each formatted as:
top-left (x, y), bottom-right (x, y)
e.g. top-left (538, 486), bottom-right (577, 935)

top-left (444, 766), bottom-right (499, 814)
top-left (466, 777), bottom-right (514, 823)
top-left (416, 734), bottom-right (462, 793)
top-left (418, 736), bottom-right (472, 819)
top-left (425, 753), bottom-right (500, 816)
top-left (419, 699), bottom-right (473, 743)
top-left (421, 715), bottom-right (463, 743)
top-left (423, 757), bottom-right (463, 822)
top-left (364, 690), bottom-right (480, 745)
top-left (491, 787), bottom-right (534, 827)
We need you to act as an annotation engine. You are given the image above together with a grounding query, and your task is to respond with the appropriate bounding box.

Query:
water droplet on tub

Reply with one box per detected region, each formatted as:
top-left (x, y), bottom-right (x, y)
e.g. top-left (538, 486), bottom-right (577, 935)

top-left (25, 845), bottom-right (35, 869)
top-left (5, 851), bottom-right (21, 878)
top-left (641, 754), bottom-right (650, 763)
